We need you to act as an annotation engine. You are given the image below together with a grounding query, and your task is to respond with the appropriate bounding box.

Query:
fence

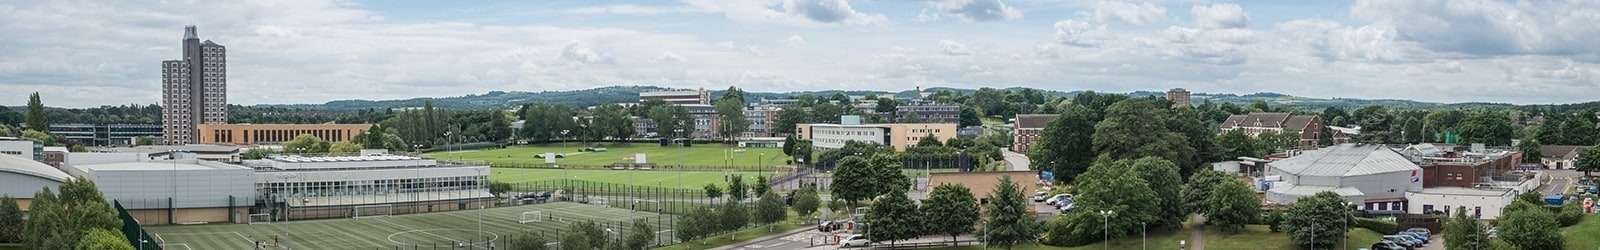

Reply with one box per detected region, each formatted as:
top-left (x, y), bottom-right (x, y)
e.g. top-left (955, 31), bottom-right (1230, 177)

top-left (487, 162), bottom-right (791, 172)
top-left (113, 200), bottom-right (163, 250)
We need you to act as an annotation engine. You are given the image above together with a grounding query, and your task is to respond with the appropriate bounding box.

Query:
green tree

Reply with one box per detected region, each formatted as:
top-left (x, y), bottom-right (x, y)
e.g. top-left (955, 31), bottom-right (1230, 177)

top-left (1029, 104), bottom-right (1098, 183)
top-left (675, 206), bottom-right (713, 246)
top-left (921, 184), bottom-right (980, 244)
top-left (773, 105), bottom-right (808, 136)
top-left (1067, 157), bottom-right (1160, 242)
top-left (830, 156), bottom-right (876, 207)
top-left (1536, 110), bottom-right (1564, 145)
top-left (782, 135), bottom-right (797, 157)
top-left (648, 105), bottom-right (692, 140)
top-left (489, 181), bottom-right (512, 197)
top-left (22, 178), bottom-right (122, 250)
top-left (875, 97), bottom-right (899, 114)
top-left (1498, 203), bottom-right (1565, 249)
top-left (1560, 110), bottom-right (1599, 145)
top-left (981, 176), bottom-right (1039, 249)
top-left (25, 92), bottom-right (47, 132)
top-left (1281, 191), bottom-right (1349, 249)
top-left (1171, 108), bottom-right (1223, 169)
top-left (703, 184), bottom-right (723, 199)
top-left (509, 230), bottom-right (549, 250)
top-left (1519, 136), bottom-right (1543, 163)
top-left (22, 129), bottom-right (54, 146)
top-left (0, 195), bottom-right (21, 243)
top-left (753, 175), bottom-right (770, 197)
top-left (328, 141), bottom-right (362, 154)
top-left (1129, 157), bottom-right (1185, 229)
top-left (721, 86), bottom-right (746, 104)
top-left (792, 184), bottom-right (821, 219)
top-left (1206, 178), bottom-right (1258, 233)
top-left (726, 174), bottom-right (747, 201)
top-left (959, 105), bottom-right (982, 128)
top-left (1353, 105), bottom-right (1396, 144)
top-left (1092, 98), bottom-right (1196, 175)
top-left (1457, 111), bottom-right (1516, 146)
top-left (623, 219), bottom-right (654, 250)
top-left (754, 192), bottom-right (788, 231)
top-left (1181, 169), bottom-right (1230, 215)
top-left (916, 133), bottom-right (943, 147)
top-left (870, 154), bottom-right (911, 196)
top-left (561, 220), bottom-right (609, 250)
top-left (74, 228), bottom-right (133, 250)
top-left (282, 134), bottom-right (330, 154)
top-left (715, 98), bottom-right (750, 141)
top-left (1443, 206), bottom-right (1488, 250)
top-left (900, 111), bottom-right (924, 123)
top-left (242, 148), bottom-right (278, 160)
top-left (718, 199), bottom-right (749, 239)
top-left (1577, 144), bottom-right (1600, 177)
top-left (866, 191), bottom-right (921, 246)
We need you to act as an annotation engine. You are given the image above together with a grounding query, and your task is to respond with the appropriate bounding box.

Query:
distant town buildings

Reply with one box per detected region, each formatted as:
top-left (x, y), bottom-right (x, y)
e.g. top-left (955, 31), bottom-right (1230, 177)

top-left (1220, 112), bottom-right (1323, 149)
top-left (196, 124), bottom-right (372, 145)
top-left (1166, 88), bottom-right (1191, 108)
top-left (49, 123), bottom-right (163, 146)
top-left (1011, 114), bottom-right (1058, 153)
top-left (639, 89), bottom-right (710, 105)
top-left (162, 26), bottom-right (228, 145)
top-left (795, 116), bottom-right (958, 152)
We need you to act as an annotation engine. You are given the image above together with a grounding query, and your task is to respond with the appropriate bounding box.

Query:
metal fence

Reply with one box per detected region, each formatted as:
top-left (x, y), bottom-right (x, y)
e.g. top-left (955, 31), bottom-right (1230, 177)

top-left (113, 200), bottom-right (163, 250)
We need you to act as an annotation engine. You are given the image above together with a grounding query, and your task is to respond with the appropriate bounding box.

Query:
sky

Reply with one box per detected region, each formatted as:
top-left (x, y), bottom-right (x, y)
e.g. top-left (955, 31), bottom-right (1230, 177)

top-left (2, 0), bottom-right (1599, 108)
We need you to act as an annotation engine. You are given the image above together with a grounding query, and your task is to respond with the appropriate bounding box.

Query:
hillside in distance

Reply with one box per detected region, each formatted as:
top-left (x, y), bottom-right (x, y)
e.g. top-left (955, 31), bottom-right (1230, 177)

top-left (254, 85), bottom-right (1586, 112)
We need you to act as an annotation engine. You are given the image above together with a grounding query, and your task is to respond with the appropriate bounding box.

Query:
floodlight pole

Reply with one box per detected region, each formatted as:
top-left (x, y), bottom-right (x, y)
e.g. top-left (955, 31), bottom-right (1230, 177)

top-left (1100, 210), bottom-right (1114, 250)
top-left (476, 167), bottom-right (486, 248)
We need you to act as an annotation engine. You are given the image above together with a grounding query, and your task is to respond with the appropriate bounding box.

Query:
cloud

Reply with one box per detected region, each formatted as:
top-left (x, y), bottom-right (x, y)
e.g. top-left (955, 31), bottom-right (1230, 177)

top-left (1276, 18), bottom-right (1421, 63)
top-left (566, 4), bottom-right (713, 15)
top-left (656, 51), bottom-right (687, 63)
top-left (940, 40), bottom-right (972, 56)
top-left (783, 35), bottom-right (808, 48)
top-left (558, 41), bottom-right (616, 65)
top-left (685, 0), bottom-right (887, 26)
top-left (1350, 0), bottom-right (1600, 61)
top-left (1054, 19), bottom-right (1112, 47)
top-left (1192, 3), bottom-right (1250, 29)
top-left (1094, 1), bottom-right (1167, 25)
top-left (931, 0), bottom-right (1024, 22)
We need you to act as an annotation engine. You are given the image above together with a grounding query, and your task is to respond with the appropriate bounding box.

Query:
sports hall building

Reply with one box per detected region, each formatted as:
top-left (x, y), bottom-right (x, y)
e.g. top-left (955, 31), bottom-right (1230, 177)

top-left (242, 155), bottom-right (492, 221)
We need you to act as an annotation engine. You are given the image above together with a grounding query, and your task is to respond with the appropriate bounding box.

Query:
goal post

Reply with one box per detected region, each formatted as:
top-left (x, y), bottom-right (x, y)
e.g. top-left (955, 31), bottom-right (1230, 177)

top-left (592, 198), bottom-right (609, 207)
top-left (248, 213), bottom-right (272, 224)
top-left (353, 204), bottom-right (394, 219)
top-left (519, 211), bottom-right (544, 224)
top-left (632, 199), bottom-right (661, 213)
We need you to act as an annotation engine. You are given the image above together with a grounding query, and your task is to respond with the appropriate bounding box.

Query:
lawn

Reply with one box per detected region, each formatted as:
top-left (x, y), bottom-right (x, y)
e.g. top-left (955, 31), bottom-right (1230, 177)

top-left (652, 211), bottom-right (809, 250)
top-left (145, 202), bottom-right (680, 250)
top-left (1565, 213), bottom-right (1600, 250)
top-left (491, 167), bottom-right (786, 190)
top-left (427, 143), bottom-right (788, 169)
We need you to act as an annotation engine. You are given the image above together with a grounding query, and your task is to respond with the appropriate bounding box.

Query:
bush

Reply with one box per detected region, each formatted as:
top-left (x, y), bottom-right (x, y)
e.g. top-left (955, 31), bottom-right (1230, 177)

top-left (1557, 203), bottom-right (1583, 227)
top-left (1260, 210), bottom-right (1284, 232)
top-left (1353, 217), bottom-right (1397, 234)
top-left (1043, 216), bottom-right (1091, 247)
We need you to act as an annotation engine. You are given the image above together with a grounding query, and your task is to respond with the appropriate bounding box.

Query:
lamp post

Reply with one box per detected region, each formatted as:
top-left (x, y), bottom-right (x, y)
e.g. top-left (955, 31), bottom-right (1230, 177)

top-left (169, 150), bottom-right (177, 225)
top-left (1142, 222), bottom-right (1147, 250)
top-left (675, 128), bottom-right (684, 189)
top-left (475, 167), bottom-right (486, 248)
top-left (1343, 201), bottom-right (1353, 250)
top-left (275, 173), bottom-right (296, 250)
top-left (561, 130), bottom-right (569, 150)
top-left (1099, 210), bottom-right (1114, 250)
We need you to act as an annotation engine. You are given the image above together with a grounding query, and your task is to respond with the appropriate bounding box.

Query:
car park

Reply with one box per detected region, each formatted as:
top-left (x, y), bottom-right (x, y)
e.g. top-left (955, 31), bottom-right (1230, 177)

top-left (1033, 191), bottom-right (1049, 202)
top-left (1403, 227), bottom-right (1430, 235)
top-left (1371, 240), bottom-right (1406, 250)
top-left (1396, 234), bottom-right (1425, 246)
top-left (1398, 232), bottom-right (1429, 244)
top-left (839, 234), bottom-right (869, 247)
top-left (1382, 235), bottom-right (1420, 248)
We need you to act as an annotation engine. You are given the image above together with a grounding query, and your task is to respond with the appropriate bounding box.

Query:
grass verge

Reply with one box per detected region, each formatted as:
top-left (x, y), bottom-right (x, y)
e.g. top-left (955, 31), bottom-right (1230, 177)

top-left (1564, 213), bottom-right (1600, 250)
top-left (652, 211), bottom-right (809, 250)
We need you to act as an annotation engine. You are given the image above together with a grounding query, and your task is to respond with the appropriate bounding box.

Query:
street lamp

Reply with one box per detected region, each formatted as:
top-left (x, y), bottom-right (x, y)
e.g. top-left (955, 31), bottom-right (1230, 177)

top-left (475, 167), bottom-right (487, 248)
top-left (1343, 201), bottom-right (1353, 250)
top-left (275, 173), bottom-right (297, 249)
top-left (561, 130), bottom-right (570, 150)
top-left (1099, 210), bottom-right (1114, 250)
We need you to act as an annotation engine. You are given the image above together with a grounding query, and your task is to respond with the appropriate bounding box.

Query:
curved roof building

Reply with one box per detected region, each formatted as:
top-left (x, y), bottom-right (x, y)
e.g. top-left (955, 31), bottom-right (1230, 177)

top-left (1264, 144), bottom-right (1422, 211)
top-left (0, 153), bottom-right (70, 211)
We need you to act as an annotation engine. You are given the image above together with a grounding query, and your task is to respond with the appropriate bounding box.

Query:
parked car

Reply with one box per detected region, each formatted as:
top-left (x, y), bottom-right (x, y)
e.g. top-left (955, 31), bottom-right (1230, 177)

top-left (1396, 234), bottom-right (1426, 246)
top-left (1371, 240), bottom-right (1406, 250)
top-left (1403, 227), bottom-right (1431, 235)
top-left (1058, 203), bottom-right (1076, 213)
top-left (1045, 194), bottom-right (1072, 205)
top-left (1033, 191), bottom-right (1049, 202)
top-left (517, 191), bottom-right (551, 203)
top-left (1382, 235), bottom-right (1420, 248)
top-left (1398, 232), bottom-right (1429, 243)
top-left (1486, 227), bottom-right (1499, 238)
top-left (839, 234), bottom-right (869, 247)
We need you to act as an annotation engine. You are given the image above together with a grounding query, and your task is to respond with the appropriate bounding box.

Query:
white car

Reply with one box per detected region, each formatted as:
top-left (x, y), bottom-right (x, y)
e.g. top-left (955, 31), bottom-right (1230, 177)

top-left (1045, 194), bottom-right (1072, 205)
top-left (839, 234), bottom-right (869, 248)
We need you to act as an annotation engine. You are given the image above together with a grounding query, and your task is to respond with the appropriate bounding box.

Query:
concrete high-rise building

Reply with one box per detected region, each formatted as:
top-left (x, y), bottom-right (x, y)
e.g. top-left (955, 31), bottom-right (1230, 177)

top-left (1166, 88), bottom-right (1191, 108)
top-left (161, 26), bottom-right (228, 145)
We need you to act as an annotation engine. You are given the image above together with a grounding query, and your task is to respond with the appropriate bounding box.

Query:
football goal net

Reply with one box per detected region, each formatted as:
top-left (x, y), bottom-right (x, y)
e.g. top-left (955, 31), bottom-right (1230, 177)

top-left (592, 198), bottom-right (609, 207)
top-left (519, 211), bottom-right (544, 224)
top-left (248, 213), bottom-right (272, 225)
top-left (353, 204), bottom-right (394, 219)
top-left (633, 199), bottom-right (661, 213)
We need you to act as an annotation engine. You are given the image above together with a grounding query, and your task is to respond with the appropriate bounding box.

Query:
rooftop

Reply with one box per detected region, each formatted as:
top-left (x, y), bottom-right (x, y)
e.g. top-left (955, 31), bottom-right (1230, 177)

top-left (268, 155), bottom-right (423, 163)
top-left (74, 160), bottom-right (249, 171)
top-left (104, 145), bottom-right (243, 154)
top-left (0, 153), bottom-right (71, 182)
top-left (1412, 187), bottom-right (1512, 196)
top-left (1268, 144), bottom-right (1420, 177)
top-left (1014, 114), bottom-right (1059, 129)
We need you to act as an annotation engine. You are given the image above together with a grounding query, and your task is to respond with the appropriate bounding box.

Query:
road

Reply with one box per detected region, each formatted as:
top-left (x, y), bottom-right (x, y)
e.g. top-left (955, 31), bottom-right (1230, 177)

top-left (1538, 169), bottom-right (1585, 195)
top-left (1003, 151), bottom-right (1031, 171)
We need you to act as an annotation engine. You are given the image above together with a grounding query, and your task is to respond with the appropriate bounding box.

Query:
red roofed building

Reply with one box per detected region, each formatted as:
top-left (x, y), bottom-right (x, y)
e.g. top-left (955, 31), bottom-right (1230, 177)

top-left (1220, 113), bottom-right (1323, 150)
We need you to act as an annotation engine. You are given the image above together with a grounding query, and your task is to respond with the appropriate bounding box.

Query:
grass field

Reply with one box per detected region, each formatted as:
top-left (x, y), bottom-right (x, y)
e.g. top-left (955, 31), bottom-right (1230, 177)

top-left (491, 168), bottom-right (784, 190)
top-left (146, 202), bottom-right (678, 250)
top-left (1564, 213), bottom-right (1600, 249)
top-left (427, 143), bottom-right (787, 168)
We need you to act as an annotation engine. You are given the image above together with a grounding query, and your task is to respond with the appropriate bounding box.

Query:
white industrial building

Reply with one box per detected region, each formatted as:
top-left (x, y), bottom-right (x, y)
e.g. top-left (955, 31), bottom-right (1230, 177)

top-left (1404, 176), bottom-right (1540, 220)
top-left (0, 153), bottom-right (70, 212)
top-left (62, 152), bottom-right (256, 225)
top-left (242, 155), bottom-right (491, 220)
top-left (0, 137), bottom-right (43, 162)
top-left (1263, 144), bottom-right (1423, 212)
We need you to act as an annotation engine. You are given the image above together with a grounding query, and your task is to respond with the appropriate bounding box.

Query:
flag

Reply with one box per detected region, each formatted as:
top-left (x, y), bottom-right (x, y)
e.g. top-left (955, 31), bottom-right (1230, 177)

top-left (1410, 170), bottom-right (1420, 183)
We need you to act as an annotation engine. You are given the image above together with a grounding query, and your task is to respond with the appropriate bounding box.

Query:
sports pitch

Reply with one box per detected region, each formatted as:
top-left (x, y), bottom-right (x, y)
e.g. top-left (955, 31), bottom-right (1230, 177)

top-left (145, 202), bottom-right (678, 250)
top-left (424, 143), bottom-right (788, 168)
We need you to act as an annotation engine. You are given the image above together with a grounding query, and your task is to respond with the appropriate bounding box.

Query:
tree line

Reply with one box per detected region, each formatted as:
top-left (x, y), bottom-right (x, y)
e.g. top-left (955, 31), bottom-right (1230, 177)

top-left (0, 179), bottom-right (135, 249)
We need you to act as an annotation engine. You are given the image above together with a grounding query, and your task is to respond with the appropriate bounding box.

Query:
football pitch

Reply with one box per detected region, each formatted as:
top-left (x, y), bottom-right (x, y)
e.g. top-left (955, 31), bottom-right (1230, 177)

top-left (424, 143), bottom-right (788, 168)
top-left (146, 202), bottom-right (678, 250)
top-left (491, 168), bottom-right (788, 189)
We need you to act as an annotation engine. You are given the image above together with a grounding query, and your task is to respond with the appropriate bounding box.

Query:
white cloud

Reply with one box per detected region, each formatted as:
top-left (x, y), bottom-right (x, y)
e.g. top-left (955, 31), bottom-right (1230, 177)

top-left (931, 0), bottom-right (1024, 22)
top-left (1054, 19), bottom-right (1112, 47)
top-left (1350, 0), bottom-right (1600, 61)
top-left (566, 4), bottom-right (713, 15)
top-left (558, 41), bottom-right (616, 65)
top-left (1192, 3), bottom-right (1250, 29)
top-left (656, 51), bottom-right (687, 63)
top-left (1093, 1), bottom-right (1167, 25)
top-left (685, 0), bottom-right (887, 26)
top-left (940, 40), bottom-right (972, 56)
top-left (783, 35), bottom-right (808, 48)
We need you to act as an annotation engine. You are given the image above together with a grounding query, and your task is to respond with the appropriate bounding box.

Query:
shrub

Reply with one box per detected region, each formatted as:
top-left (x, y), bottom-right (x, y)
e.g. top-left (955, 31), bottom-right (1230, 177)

top-left (1556, 203), bottom-right (1583, 227)
top-left (1042, 215), bottom-right (1093, 247)
top-left (1353, 217), bottom-right (1397, 234)
top-left (1260, 210), bottom-right (1285, 232)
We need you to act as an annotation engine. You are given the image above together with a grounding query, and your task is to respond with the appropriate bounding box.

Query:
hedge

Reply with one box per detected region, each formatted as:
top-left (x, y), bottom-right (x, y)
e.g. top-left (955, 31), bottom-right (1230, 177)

top-left (1354, 217), bottom-right (1397, 234)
